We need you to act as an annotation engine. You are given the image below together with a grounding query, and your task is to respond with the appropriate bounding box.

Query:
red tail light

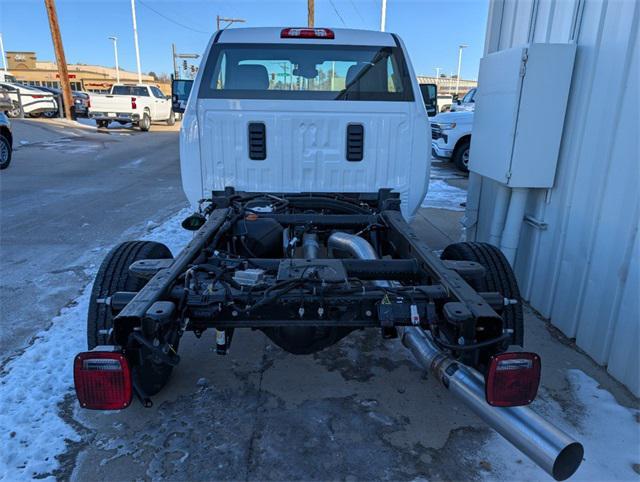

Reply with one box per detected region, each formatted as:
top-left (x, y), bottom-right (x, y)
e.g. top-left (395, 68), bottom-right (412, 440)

top-left (32, 95), bottom-right (44, 99)
top-left (281, 28), bottom-right (335, 39)
top-left (131, 96), bottom-right (137, 109)
top-left (485, 352), bottom-right (541, 407)
top-left (87, 97), bottom-right (91, 108)
top-left (73, 351), bottom-right (132, 410)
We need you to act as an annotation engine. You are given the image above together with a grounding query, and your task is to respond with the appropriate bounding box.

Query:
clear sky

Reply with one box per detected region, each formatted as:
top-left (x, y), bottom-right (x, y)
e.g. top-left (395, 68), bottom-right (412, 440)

top-left (0, 0), bottom-right (489, 80)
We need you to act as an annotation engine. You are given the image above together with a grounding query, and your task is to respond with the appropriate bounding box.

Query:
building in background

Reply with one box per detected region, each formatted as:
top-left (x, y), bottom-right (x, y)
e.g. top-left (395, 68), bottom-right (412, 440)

top-left (5, 51), bottom-right (169, 93)
top-left (467, 0), bottom-right (638, 395)
top-left (416, 75), bottom-right (477, 97)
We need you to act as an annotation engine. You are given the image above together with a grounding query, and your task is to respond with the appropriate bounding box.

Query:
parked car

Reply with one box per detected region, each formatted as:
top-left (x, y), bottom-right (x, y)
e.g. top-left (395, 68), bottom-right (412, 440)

top-left (69, 28), bottom-right (585, 482)
top-left (0, 82), bottom-right (58, 118)
top-left (431, 110), bottom-right (473, 171)
top-left (0, 112), bottom-right (12, 170)
top-left (450, 87), bottom-right (476, 112)
top-left (33, 86), bottom-right (90, 118)
top-left (88, 84), bottom-right (174, 131)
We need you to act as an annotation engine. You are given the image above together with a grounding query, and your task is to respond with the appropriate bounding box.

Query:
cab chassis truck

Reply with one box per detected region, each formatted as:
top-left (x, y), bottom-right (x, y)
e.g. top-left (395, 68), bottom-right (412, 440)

top-left (73, 27), bottom-right (584, 480)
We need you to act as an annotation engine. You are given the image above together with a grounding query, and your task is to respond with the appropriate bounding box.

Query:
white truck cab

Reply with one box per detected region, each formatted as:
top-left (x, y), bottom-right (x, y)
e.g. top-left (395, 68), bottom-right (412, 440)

top-left (175, 27), bottom-right (432, 219)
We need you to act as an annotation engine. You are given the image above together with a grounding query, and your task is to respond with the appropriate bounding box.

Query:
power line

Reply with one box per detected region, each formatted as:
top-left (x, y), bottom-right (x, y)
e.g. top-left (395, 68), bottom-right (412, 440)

top-left (137, 0), bottom-right (210, 35)
top-left (348, 0), bottom-right (365, 23)
top-left (328, 0), bottom-right (347, 26)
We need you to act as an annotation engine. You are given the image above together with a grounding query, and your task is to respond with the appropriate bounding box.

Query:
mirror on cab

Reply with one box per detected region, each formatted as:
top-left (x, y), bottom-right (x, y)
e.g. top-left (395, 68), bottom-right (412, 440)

top-left (451, 93), bottom-right (461, 105)
top-left (171, 79), bottom-right (194, 113)
top-left (419, 83), bottom-right (438, 117)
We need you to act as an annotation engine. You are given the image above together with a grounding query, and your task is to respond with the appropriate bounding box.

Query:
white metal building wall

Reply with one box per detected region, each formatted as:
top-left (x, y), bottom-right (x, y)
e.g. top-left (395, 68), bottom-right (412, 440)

top-left (471, 0), bottom-right (639, 395)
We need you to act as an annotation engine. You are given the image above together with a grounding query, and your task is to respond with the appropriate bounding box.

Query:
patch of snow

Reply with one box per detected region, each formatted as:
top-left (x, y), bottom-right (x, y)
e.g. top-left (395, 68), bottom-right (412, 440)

top-left (0, 208), bottom-right (193, 481)
top-left (422, 179), bottom-right (467, 211)
top-left (71, 118), bottom-right (97, 130)
top-left (476, 369), bottom-right (640, 481)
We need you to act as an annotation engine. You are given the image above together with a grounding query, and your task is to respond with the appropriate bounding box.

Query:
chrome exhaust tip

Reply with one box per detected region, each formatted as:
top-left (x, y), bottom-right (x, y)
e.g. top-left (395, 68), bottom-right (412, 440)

top-left (402, 327), bottom-right (584, 481)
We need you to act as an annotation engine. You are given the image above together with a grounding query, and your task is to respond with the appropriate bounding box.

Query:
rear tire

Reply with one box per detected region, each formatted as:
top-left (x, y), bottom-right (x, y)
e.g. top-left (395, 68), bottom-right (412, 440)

top-left (452, 139), bottom-right (470, 172)
top-left (166, 110), bottom-right (175, 126)
top-left (96, 120), bottom-right (109, 129)
top-left (139, 112), bottom-right (151, 131)
top-left (441, 242), bottom-right (524, 347)
top-left (87, 240), bottom-right (175, 395)
top-left (0, 133), bottom-right (11, 170)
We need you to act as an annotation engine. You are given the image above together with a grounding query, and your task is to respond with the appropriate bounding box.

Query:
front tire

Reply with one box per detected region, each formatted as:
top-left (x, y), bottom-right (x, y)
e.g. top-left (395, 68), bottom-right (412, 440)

top-left (452, 139), bottom-right (470, 172)
top-left (441, 242), bottom-right (524, 347)
top-left (0, 133), bottom-right (12, 170)
top-left (88, 240), bottom-right (175, 395)
top-left (139, 112), bottom-right (151, 131)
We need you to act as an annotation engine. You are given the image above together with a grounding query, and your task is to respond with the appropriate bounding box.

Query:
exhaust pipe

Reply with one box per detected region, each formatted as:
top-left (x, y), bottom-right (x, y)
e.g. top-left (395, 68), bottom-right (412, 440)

top-left (402, 327), bottom-right (584, 481)
top-left (328, 232), bottom-right (584, 481)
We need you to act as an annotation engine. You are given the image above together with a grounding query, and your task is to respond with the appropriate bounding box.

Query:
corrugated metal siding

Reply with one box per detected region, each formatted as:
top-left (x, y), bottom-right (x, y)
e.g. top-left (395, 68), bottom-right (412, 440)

top-left (475, 0), bottom-right (639, 395)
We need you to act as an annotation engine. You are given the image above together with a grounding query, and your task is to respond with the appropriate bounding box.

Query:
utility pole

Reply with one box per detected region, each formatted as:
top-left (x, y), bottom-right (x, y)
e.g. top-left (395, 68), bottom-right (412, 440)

top-left (380, 0), bottom-right (387, 31)
top-left (434, 67), bottom-right (441, 79)
top-left (0, 33), bottom-right (7, 72)
top-left (455, 44), bottom-right (467, 95)
top-left (108, 36), bottom-right (120, 83)
top-left (172, 46), bottom-right (199, 81)
top-left (308, 0), bottom-right (314, 27)
top-left (43, 0), bottom-right (73, 120)
top-left (217, 15), bottom-right (246, 31)
top-left (130, 0), bottom-right (143, 84)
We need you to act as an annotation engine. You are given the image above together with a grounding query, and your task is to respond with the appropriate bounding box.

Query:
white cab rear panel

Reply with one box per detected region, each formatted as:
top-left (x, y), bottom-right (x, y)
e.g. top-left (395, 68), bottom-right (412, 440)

top-left (180, 28), bottom-right (430, 219)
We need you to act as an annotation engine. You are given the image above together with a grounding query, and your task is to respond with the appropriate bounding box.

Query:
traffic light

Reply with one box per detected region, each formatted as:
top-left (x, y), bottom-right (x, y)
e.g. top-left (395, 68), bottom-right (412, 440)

top-left (182, 60), bottom-right (188, 70)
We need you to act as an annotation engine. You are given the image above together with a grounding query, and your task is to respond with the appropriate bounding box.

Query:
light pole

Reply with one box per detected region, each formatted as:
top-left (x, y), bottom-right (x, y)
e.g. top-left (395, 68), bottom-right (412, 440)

top-left (434, 67), bottom-right (441, 84)
top-left (0, 33), bottom-right (7, 72)
top-left (130, 0), bottom-right (142, 84)
top-left (108, 36), bottom-right (120, 83)
top-left (380, 0), bottom-right (387, 31)
top-left (455, 44), bottom-right (467, 95)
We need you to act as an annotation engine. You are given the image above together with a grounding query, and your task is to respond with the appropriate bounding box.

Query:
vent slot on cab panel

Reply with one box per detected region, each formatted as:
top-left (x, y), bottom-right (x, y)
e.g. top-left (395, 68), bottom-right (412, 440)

top-left (248, 122), bottom-right (267, 160)
top-left (346, 124), bottom-right (364, 161)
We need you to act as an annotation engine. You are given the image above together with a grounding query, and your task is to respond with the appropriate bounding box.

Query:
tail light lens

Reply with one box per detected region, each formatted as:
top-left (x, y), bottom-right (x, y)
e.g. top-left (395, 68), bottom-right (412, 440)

top-left (87, 97), bottom-right (91, 108)
top-left (281, 28), bottom-right (335, 39)
top-left (485, 352), bottom-right (541, 407)
top-left (131, 97), bottom-right (137, 109)
top-left (73, 351), bottom-right (132, 410)
top-left (32, 95), bottom-right (44, 99)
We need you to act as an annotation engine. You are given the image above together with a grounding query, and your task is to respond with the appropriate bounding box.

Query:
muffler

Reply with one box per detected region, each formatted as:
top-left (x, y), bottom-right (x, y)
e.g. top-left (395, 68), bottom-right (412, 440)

top-left (402, 327), bottom-right (584, 481)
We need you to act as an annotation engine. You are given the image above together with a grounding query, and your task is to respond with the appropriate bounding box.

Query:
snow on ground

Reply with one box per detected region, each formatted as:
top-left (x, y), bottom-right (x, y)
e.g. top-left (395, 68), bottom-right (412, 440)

top-left (422, 179), bottom-right (467, 211)
top-left (476, 369), bottom-right (640, 481)
top-left (0, 208), bottom-right (192, 481)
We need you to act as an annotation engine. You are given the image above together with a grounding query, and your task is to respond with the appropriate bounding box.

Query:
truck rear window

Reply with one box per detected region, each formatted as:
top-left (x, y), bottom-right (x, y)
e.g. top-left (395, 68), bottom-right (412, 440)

top-left (111, 86), bottom-right (149, 96)
top-left (198, 43), bottom-right (414, 101)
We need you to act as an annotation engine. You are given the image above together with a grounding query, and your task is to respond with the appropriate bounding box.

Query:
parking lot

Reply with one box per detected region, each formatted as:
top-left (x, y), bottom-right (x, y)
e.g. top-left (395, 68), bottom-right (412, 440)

top-left (1, 118), bottom-right (637, 481)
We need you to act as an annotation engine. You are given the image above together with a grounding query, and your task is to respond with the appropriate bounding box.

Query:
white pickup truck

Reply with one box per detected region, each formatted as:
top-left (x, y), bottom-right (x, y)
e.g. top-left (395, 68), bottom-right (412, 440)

top-left (431, 110), bottom-right (474, 171)
top-left (73, 27), bottom-right (584, 481)
top-left (88, 84), bottom-right (174, 131)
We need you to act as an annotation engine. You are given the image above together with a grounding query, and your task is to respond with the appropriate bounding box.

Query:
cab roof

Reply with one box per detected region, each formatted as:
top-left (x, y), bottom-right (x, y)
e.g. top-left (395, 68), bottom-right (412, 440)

top-left (216, 27), bottom-right (397, 47)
